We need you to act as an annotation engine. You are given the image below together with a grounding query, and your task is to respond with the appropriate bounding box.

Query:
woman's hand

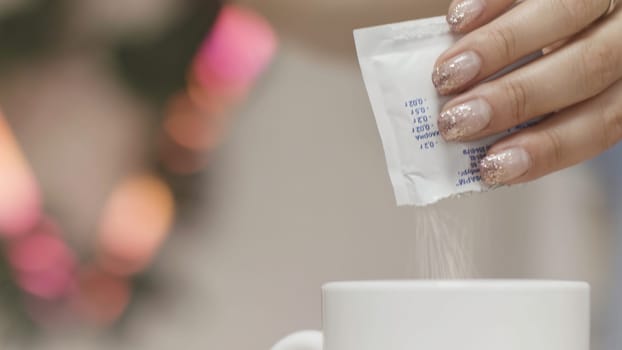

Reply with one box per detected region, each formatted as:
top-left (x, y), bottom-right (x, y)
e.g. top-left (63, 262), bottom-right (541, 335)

top-left (433, 0), bottom-right (622, 186)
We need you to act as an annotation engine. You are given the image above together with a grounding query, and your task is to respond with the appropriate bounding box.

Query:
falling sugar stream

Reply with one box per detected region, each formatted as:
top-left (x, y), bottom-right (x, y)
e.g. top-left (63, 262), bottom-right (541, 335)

top-left (412, 204), bottom-right (477, 279)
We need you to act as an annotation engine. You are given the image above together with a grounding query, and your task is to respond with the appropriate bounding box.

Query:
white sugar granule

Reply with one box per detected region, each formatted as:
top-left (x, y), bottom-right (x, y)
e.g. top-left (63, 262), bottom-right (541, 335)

top-left (412, 205), bottom-right (477, 279)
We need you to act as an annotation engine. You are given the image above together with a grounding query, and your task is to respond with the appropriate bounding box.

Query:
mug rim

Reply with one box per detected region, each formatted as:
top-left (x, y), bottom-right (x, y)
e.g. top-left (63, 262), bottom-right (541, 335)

top-left (323, 279), bottom-right (589, 291)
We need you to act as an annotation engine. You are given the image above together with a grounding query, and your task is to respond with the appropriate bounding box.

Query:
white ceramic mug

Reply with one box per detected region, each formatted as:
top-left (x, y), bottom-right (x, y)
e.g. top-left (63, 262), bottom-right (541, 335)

top-left (272, 280), bottom-right (590, 350)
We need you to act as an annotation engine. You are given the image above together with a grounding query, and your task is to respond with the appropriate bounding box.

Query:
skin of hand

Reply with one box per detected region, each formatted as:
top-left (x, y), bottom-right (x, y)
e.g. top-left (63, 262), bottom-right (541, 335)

top-left (433, 0), bottom-right (622, 186)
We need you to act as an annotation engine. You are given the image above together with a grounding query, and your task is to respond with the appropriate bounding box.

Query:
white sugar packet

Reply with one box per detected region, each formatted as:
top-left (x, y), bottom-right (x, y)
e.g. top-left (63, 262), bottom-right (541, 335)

top-left (354, 16), bottom-right (539, 206)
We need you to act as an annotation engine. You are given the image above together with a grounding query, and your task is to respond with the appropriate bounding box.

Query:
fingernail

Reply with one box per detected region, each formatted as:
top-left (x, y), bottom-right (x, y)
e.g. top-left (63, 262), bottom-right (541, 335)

top-left (480, 148), bottom-right (531, 185)
top-left (433, 51), bottom-right (482, 95)
top-left (439, 98), bottom-right (492, 141)
top-left (447, 0), bottom-right (486, 32)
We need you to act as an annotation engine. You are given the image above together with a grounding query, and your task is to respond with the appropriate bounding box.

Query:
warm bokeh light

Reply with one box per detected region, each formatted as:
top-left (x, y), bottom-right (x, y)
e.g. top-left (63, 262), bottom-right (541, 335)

top-left (159, 133), bottom-right (209, 175)
top-left (186, 72), bottom-right (241, 115)
top-left (7, 219), bottom-right (76, 299)
top-left (0, 111), bottom-right (42, 237)
top-left (163, 93), bottom-right (228, 152)
top-left (188, 64), bottom-right (249, 105)
top-left (194, 4), bottom-right (278, 90)
top-left (71, 266), bottom-right (131, 326)
top-left (17, 268), bottom-right (74, 301)
top-left (96, 173), bottom-right (175, 276)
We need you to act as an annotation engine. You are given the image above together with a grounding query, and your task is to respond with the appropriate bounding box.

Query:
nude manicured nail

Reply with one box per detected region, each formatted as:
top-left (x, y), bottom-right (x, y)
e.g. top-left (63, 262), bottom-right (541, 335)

top-left (438, 99), bottom-right (492, 141)
top-left (480, 148), bottom-right (531, 185)
top-left (447, 0), bottom-right (486, 32)
top-left (433, 51), bottom-right (482, 95)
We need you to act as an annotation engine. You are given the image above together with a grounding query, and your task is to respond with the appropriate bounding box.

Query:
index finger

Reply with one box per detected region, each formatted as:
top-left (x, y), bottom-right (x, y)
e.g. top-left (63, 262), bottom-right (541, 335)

top-left (447, 0), bottom-right (516, 33)
top-left (434, 0), bottom-right (611, 95)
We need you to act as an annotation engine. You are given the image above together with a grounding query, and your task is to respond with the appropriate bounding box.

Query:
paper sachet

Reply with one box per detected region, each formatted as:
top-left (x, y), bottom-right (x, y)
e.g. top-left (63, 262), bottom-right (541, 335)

top-left (354, 16), bottom-right (539, 206)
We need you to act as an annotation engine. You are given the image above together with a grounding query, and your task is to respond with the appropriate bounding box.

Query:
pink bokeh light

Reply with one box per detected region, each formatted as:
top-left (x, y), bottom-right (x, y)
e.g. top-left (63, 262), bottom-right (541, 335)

top-left (194, 4), bottom-right (278, 91)
top-left (7, 220), bottom-right (76, 299)
top-left (17, 268), bottom-right (75, 300)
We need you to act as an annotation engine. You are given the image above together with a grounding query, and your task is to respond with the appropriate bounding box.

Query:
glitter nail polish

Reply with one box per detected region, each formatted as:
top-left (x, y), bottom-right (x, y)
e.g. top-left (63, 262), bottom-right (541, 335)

top-left (480, 148), bottom-right (531, 185)
top-left (447, 0), bottom-right (486, 32)
top-left (439, 99), bottom-right (492, 141)
top-left (432, 51), bottom-right (482, 95)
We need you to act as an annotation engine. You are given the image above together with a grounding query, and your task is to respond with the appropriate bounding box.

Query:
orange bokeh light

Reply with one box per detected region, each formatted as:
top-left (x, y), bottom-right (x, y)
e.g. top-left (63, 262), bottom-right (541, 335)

top-left (186, 69), bottom-right (245, 115)
top-left (159, 132), bottom-right (209, 175)
top-left (0, 111), bottom-right (41, 237)
top-left (71, 266), bottom-right (131, 326)
top-left (96, 173), bottom-right (175, 276)
top-left (163, 93), bottom-right (229, 152)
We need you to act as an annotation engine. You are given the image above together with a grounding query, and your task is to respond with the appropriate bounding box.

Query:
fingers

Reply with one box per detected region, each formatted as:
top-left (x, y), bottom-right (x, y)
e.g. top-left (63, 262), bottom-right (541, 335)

top-left (434, 0), bottom-right (612, 95)
top-left (437, 8), bottom-right (622, 142)
top-left (479, 78), bottom-right (622, 186)
top-left (447, 0), bottom-right (515, 33)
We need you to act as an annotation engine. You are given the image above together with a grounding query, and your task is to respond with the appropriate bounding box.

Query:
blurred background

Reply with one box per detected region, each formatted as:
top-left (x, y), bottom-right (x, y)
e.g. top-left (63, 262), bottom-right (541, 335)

top-left (0, 0), bottom-right (620, 349)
